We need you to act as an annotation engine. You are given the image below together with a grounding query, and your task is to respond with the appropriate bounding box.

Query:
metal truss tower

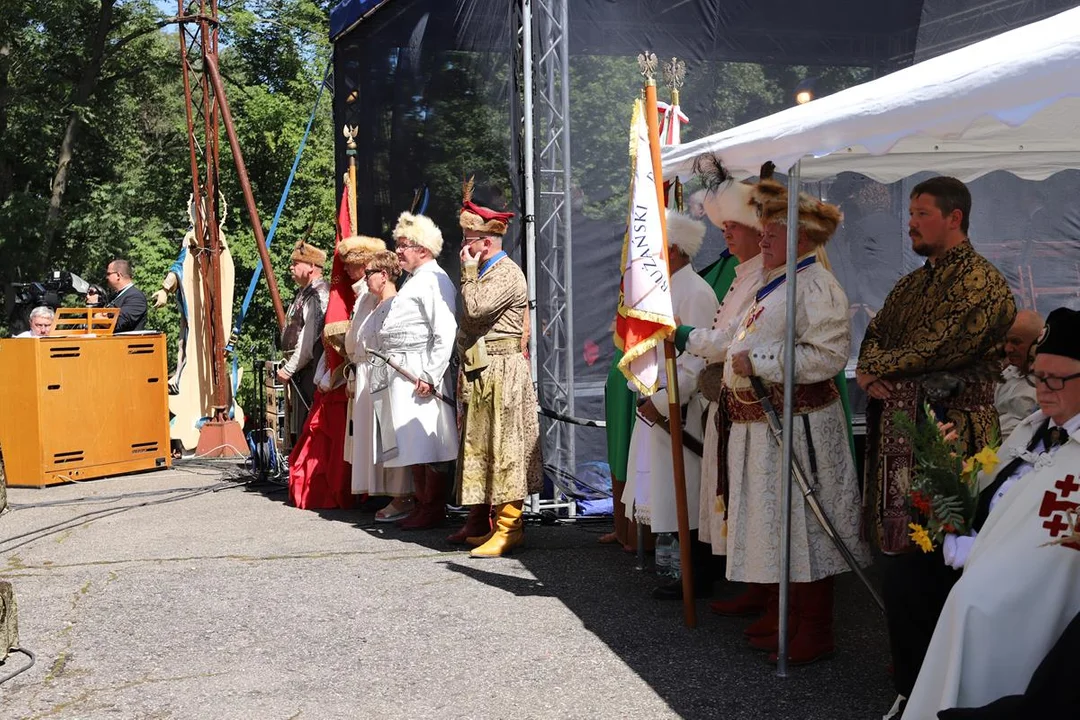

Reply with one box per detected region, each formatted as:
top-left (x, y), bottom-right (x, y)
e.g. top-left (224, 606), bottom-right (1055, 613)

top-left (520, 0), bottom-right (576, 483)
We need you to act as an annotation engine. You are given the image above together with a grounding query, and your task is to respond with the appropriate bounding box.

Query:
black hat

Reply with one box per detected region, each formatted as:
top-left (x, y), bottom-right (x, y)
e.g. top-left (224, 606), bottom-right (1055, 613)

top-left (1035, 308), bottom-right (1080, 361)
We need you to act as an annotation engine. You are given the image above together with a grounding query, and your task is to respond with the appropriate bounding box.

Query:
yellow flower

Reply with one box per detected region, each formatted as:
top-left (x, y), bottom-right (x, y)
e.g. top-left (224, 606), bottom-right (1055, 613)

top-left (909, 522), bottom-right (935, 553)
top-left (973, 446), bottom-right (1001, 476)
top-left (961, 457), bottom-right (975, 475)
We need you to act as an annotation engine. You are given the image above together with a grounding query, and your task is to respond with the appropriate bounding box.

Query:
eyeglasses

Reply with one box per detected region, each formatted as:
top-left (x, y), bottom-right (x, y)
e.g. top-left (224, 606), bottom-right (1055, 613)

top-left (396, 242), bottom-right (421, 251)
top-left (1027, 372), bottom-right (1080, 391)
top-left (462, 236), bottom-right (488, 246)
top-left (364, 268), bottom-right (385, 277)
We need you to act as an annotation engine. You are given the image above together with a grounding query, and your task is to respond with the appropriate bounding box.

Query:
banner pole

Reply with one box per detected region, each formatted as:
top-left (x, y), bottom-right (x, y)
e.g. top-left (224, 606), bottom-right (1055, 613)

top-left (642, 53), bottom-right (695, 629)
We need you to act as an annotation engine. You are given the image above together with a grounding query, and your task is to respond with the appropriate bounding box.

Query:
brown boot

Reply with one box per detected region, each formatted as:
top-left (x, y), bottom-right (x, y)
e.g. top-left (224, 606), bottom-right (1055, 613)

top-left (743, 584), bottom-right (779, 638)
top-left (470, 501), bottom-right (524, 558)
top-left (769, 577), bottom-right (834, 666)
top-left (710, 583), bottom-right (769, 617)
top-left (447, 504), bottom-right (492, 544)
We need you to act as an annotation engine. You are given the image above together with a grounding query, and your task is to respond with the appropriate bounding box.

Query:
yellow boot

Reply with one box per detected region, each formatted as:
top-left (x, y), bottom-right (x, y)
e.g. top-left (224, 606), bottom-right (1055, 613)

top-left (465, 529), bottom-right (495, 547)
top-left (470, 501), bottom-right (524, 558)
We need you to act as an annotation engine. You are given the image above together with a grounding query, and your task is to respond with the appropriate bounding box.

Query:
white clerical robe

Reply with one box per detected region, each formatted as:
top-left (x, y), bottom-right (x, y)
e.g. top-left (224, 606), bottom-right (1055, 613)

top-left (685, 253), bottom-right (764, 553)
top-left (995, 364), bottom-right (1038, 439)
top-left (722, 257), bottom-right (869, 583)
top-left (621, 264), bottom-right (719, 534)
top-left (378, 259), bottom-right (459, 467)
top-left (903, 410), bottom-right (1080, 718)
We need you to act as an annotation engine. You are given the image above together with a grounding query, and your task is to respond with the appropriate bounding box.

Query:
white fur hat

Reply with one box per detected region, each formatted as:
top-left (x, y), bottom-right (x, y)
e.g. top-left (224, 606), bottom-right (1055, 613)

top-left (393, 212), bottom-right (443, 256)
top-left (666, 210), bottom-right (706, 258)
top-left (703, 180), bottom-right (761, 231)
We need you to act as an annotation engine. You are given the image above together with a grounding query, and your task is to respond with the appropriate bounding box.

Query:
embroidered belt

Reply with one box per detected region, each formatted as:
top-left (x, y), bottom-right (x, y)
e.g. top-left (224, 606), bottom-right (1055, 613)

top-left (721, 380), bottom-right (839, 423)
top-left (483, 336), bottom-right (522, 356)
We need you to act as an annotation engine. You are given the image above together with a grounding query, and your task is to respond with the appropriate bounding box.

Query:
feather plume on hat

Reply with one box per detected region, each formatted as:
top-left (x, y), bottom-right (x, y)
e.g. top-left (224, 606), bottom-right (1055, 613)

top-left (459, 175), bottom-right (514, 236)
top-left (693, 153), bottom-right (763, 231)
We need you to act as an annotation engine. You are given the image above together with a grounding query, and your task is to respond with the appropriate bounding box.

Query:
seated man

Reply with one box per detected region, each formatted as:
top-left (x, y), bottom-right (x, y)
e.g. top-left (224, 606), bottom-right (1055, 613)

top-left (16, 306), bottom-right (55, 337)
top-left (902, 307), bottom-right (1080, 718)
top-left (994, 309), bottom-right (1042, 437)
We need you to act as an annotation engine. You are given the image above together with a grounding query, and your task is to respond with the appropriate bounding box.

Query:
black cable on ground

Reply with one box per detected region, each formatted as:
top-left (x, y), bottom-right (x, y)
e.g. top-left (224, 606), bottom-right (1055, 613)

top-left (0, 482), bottom-right (243, 555)
top-left (0, 647), bottom-right (35, 685)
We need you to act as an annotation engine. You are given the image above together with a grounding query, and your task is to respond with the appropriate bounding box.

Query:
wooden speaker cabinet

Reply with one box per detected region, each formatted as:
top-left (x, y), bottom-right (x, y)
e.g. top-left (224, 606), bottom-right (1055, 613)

top-left (0, 334), bottom-right (172, 487)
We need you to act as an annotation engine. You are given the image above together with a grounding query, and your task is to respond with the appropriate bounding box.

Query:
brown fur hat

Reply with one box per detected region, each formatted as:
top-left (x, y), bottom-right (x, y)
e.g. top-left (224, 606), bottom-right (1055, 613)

top-left (757, 190), bottom-right (843, 246)
top-left (337, 235), bottom-right (386, 265)
top-left (291, 240), bottom-right (326, 266)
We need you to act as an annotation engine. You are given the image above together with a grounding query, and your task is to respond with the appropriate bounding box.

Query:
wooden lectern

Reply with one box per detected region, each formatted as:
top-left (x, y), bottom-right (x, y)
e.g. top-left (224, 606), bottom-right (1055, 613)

top-left (0, 333), bottom-right (172, 487)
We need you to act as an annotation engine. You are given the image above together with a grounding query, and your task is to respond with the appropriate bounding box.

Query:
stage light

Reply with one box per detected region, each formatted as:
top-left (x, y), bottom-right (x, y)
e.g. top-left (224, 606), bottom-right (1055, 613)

top-left (794, 78), bottom-right (816, 105)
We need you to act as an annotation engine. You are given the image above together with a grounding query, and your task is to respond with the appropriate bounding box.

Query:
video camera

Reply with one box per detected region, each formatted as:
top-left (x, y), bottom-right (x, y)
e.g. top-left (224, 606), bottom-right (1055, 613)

top-left (3, 270), bottom-right (90, 335)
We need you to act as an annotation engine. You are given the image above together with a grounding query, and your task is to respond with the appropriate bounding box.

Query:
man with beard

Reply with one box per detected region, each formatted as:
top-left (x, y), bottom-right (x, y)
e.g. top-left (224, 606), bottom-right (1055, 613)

top-left (856, 176), bottom-right (1015, 712)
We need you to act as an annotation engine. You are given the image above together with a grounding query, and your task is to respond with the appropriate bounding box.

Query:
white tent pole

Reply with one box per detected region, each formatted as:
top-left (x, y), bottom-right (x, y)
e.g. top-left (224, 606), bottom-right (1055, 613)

top-left (776, 159), bottom-right (801, 678)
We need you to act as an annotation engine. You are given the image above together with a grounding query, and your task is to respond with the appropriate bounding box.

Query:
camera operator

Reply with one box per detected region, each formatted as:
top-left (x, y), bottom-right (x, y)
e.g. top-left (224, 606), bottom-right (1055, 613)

top-left (104, 259), bottom-right (148, 332)
top-left (15, 307), bottom-right (55, 338)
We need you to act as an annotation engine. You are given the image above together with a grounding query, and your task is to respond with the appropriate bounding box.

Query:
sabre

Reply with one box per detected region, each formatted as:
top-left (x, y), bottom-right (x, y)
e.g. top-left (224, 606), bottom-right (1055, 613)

top-left (366, 348), bottom-right (456, 407)
top-left (749, 376), bottom-right (885, 613)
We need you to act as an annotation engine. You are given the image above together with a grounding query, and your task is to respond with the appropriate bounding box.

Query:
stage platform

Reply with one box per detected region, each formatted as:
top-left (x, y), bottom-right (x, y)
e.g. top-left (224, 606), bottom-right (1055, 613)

top-left (1, 463), bottom-right (892, 719)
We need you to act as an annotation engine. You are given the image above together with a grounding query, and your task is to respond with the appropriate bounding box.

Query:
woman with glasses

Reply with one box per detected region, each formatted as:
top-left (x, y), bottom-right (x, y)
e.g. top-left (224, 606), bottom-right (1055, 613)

top-left (343, 246), bottom-right (413, 520)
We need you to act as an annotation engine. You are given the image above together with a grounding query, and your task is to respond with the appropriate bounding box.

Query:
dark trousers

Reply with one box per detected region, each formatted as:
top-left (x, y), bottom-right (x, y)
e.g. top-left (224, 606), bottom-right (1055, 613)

top-left (883, 550), bottom-right (961, 697)
top-left (939, 609), bottom-right (1080, 719)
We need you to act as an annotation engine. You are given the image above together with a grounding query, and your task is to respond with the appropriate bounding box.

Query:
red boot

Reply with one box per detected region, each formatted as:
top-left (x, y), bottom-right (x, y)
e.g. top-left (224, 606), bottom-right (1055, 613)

top-left (710, 583), bottom-right (769, 617)
top-left (396, 470), bottom-right (427, 528)
top-left (769, 577), bottom-right (834, 666)
top-left (743, 584), bottom-right (779, 638)
top-left (748, 585), bottom-right (797, 653)
top-left (447, 504), bottom-right (492, 544)
top-left (400, 466), bottom-right (447, 530)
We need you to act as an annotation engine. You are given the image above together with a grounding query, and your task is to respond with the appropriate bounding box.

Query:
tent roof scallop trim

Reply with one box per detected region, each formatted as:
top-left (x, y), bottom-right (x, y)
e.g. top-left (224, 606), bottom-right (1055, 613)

top-left (661, 6), bottom-right (1080, 184)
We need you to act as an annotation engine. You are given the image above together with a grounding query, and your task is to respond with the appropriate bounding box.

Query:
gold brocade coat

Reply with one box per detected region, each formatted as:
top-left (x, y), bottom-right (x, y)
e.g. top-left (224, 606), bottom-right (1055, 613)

top-left (455, 256), bottom-right (542, 506)
top-left (858, 240), bottom-right (1016, 552)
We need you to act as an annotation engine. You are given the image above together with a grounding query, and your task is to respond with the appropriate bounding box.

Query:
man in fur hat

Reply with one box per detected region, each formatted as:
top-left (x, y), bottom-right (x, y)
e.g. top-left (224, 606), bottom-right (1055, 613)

top-left (379, 212), bottom-right (459, 530)
top-left (450, 182), bottom-right (542, 557)
top-left (723, 188), bottom-right (870, 665)
top-left (620, 210), bottom-right (719, 595)
top-left (856, 177), bottom-right (1015, 705)
top-left (672, 176), bottom-right (766, 606)
top-left (279, 240), bottom-right (330, 446)
top-left (902, 307), bottom-right (1080, 718)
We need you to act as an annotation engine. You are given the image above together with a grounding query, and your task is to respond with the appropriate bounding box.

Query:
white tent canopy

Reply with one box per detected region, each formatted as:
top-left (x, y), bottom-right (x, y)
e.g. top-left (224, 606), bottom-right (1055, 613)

top-left (661, 6), bottom-right (1080, 183)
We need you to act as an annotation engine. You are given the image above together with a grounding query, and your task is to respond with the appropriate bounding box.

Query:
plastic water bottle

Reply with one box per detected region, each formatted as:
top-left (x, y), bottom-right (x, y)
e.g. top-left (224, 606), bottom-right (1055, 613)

top-left (655, 533), bottom-right (672, 576)
top-left (669, 536), bottom-right (682, 580)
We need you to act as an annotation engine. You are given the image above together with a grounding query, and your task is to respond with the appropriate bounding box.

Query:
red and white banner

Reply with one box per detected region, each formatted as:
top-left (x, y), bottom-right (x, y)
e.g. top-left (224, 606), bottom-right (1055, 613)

top-left (614, 99), bottom-right (675, 394)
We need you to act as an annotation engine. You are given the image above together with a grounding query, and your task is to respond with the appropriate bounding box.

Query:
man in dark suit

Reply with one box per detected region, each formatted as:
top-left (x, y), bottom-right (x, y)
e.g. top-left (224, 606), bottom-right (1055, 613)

top-left (105, 258), bottom-right (148, 332)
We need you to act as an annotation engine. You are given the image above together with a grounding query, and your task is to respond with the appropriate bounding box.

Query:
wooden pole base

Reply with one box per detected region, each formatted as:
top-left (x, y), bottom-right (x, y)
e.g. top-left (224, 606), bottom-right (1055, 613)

top-left (195, 419), bottom-right (248, 458)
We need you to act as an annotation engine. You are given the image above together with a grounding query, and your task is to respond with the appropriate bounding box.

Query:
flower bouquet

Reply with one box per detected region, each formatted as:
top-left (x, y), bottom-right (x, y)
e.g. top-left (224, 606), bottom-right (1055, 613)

top-left (894, 404), bottom-right (1000, 553)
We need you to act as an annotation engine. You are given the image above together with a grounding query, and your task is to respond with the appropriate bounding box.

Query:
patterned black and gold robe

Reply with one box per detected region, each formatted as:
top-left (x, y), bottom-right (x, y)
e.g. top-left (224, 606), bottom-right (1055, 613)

top-left (858, 240), bottom-right (1016, 553)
